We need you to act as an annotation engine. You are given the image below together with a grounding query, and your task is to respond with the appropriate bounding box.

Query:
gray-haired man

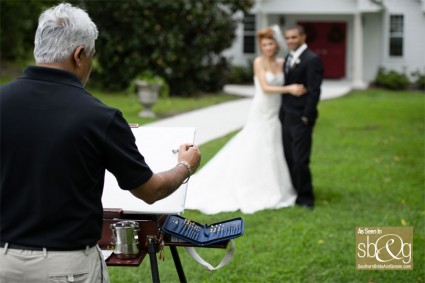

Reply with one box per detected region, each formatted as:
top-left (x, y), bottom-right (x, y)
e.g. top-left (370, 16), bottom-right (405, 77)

top-left (0, 3), bottom-right (200, 282)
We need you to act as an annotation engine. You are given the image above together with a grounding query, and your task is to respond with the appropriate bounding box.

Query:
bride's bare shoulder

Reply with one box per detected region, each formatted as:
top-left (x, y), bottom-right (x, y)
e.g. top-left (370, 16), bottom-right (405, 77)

top-left (253, 56), bottom-right (265, 72)
top-left (253, 56), bottom-right (263, 65)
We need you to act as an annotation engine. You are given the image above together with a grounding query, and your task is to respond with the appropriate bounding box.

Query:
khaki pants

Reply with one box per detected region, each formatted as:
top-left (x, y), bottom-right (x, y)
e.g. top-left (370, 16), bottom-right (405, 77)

top-left (0, 244), bottom-right (109, 283)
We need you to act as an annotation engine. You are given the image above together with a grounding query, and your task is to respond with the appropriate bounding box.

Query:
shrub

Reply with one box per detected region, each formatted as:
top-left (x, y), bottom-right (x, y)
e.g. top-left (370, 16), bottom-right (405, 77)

top-left (226, 60), bottom-right (254, 84)
top-left (374, 67), bottom-right (411, 90)
top-left (195, 56), bottom-right (230, 94)
top-left (127, 70), bottom-right (169, 98)
top-left (84, 0), bottom-right (254, 96)
top-left (0, 0), bottom-right (47, 61)
top-left (1, 1), bottom-right (254, 96)
top-left (411, 70), bottom-right (425, 91)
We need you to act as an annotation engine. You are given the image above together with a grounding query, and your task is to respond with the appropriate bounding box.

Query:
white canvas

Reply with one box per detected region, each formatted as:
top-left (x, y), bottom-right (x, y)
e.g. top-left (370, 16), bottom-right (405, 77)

top-left (102, 126), bottom-right (196, 214)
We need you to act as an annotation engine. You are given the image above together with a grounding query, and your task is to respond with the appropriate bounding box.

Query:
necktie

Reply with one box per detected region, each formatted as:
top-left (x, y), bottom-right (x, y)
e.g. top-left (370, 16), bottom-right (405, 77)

top-left (285, 53), bottom-right (293, 73)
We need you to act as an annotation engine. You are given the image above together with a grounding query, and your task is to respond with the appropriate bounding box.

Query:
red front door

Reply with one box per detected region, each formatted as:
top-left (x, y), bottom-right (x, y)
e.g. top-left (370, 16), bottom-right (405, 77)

top-left (298, 22), bottom-right (347, 79)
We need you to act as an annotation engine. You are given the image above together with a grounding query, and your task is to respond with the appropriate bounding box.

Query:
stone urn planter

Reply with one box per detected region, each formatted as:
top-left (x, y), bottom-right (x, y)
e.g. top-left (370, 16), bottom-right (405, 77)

top-left (136, 80), bottom-right (162, 118)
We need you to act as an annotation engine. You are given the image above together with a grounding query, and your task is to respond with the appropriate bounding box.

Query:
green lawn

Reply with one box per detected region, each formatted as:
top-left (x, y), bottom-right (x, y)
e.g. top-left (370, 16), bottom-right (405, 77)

top-left (106, 89), bottom-right (424, 282)
top-left (90, 89), bottom-right (240, 126)
top-left (3, 72), bottom-right (422, 282)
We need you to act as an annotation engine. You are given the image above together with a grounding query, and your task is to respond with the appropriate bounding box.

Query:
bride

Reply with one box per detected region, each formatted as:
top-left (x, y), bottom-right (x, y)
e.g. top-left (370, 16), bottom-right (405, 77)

top-left (185, 26), bottom-right (306, 214)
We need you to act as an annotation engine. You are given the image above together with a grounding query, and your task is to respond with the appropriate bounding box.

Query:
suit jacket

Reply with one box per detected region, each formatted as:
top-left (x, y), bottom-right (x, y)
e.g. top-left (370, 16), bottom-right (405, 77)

top-left (281, 48), bottom-right (324, 123)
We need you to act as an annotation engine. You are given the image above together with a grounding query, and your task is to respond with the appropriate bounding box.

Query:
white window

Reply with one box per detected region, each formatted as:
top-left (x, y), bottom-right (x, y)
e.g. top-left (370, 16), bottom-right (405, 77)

top-left (389, 15), bottom-right (404, 56)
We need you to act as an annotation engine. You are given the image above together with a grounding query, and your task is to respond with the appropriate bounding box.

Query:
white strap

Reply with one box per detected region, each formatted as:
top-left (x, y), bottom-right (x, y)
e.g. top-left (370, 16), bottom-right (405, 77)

top-left (183, 239), bottom-right (236, 271)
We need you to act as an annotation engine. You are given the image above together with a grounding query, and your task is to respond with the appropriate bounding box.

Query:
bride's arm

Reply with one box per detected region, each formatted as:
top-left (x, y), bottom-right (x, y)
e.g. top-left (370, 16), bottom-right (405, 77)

top-left (253, 57), bottom-right (305, 96)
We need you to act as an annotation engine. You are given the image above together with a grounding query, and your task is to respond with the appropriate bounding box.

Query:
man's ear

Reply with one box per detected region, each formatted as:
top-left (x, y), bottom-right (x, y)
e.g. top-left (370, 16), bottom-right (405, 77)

top-left (73, 46), bottom-right (85, 67)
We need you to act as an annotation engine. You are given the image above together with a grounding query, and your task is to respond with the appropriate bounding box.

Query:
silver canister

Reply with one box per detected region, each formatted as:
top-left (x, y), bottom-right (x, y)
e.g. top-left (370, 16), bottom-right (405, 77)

top-left (110, 220), bottom-right (140, 259)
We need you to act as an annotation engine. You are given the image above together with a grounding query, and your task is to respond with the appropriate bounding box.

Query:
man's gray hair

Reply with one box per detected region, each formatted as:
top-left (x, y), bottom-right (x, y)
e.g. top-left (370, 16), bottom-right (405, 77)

top-left (34, 3), bottom-right (98, 64)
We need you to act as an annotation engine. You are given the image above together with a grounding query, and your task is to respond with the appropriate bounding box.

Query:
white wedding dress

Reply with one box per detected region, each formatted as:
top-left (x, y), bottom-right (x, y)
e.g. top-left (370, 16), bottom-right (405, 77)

top-left (185, 72), bottom-right (296, 214)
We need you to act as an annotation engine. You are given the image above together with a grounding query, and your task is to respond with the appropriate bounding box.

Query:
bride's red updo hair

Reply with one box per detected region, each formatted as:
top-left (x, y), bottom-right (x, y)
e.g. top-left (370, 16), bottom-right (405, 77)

top-left (257, 27), bottom-right (280, 55)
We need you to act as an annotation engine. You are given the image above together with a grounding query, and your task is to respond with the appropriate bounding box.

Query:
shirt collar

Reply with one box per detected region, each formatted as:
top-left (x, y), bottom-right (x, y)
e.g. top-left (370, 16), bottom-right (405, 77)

top-left (22, 66), bottom-right (84, 89)
top-left (289, 43), bottom-right (307, 67)
top-left (290, 43), bottom-right (308, 59)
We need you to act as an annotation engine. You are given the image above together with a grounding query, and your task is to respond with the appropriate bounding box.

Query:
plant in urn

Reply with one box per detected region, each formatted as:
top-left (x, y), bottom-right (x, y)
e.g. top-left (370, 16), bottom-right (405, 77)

top-left (136, 79), bottom-right (161, 118)
top-left (128, 71), bottom-right (166, 118)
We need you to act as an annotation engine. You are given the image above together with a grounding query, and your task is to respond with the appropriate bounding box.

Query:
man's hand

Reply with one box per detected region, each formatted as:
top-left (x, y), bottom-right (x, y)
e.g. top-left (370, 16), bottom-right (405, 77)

top-left (130, 143), bottom-right (201, 204)
top-left (301, 116), bottom-right (309, 125)
top-left (287, 84), bottom-right (307, 97)
top-left (177, 143), bottom-right (201, 174)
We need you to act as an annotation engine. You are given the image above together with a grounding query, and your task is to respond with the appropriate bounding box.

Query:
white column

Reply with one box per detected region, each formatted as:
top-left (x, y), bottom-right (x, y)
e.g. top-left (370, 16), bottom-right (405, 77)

top-left (256, 12), bottom-right (268, 30)
top-left (352, 12), bottom-right (367, 89)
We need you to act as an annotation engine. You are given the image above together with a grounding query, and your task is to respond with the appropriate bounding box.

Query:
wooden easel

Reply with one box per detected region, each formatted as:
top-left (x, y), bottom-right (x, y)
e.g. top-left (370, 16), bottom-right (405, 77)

top-left (98, 209), bottom-right (228, 283)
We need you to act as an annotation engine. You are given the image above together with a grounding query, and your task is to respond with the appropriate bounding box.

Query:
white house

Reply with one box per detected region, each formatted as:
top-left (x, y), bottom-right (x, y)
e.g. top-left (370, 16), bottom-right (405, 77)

top-left (223, 0), bottom-right (425, 88)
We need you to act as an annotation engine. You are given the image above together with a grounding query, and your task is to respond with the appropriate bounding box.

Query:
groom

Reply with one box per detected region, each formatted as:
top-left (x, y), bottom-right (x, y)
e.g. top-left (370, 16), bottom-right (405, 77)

top-left (280, 25), bottom-right (323, 209)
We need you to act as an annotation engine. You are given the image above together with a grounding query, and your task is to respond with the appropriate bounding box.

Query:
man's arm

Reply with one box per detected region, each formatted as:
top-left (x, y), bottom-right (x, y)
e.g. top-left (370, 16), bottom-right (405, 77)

top-left (130, 144), bottom-right (201, 204)
top-left (302, 54), bottom-right (324, 123)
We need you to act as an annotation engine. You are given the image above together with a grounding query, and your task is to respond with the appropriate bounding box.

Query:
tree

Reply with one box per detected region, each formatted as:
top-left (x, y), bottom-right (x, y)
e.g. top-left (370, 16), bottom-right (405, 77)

top-left (0, 0), bottom-right (253, 95)
top-left (0, 0), bottom-right (57, 61)
top-left (82, 0), bottom-right (253, 95)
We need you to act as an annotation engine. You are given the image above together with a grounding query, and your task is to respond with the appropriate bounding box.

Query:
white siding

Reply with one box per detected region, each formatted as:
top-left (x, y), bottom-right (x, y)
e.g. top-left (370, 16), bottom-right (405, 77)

top-left (222, 0), bottom-right (425, 83)
top-left (382, 0), bottom-right (425, 79)
top-left (221, 24), bottom-right (248, 66)
top-left (253, 0), bottom-right (357, 14)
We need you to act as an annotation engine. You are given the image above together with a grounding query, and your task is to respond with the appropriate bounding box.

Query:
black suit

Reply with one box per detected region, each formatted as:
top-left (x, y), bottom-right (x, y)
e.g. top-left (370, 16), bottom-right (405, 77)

top-left (280, 48), bottom-right (323, 207)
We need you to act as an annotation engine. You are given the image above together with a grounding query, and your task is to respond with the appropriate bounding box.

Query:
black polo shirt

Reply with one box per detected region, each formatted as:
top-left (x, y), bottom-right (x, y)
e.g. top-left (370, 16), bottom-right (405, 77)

top-left (0, 66), bottom-right (153, 249)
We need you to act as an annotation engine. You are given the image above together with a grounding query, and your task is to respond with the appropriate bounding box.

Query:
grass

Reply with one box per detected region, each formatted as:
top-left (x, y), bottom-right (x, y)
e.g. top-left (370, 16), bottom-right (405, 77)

top-left (90, 89), bottom-right (239, 125)
top-left (2, 69), bottom-right (423, 282)
top-left (106, 89), bottom-right (424, 282)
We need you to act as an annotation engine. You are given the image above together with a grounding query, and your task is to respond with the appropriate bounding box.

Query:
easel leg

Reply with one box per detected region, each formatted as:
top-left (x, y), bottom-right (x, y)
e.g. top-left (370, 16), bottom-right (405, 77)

top-left (170, 246), bottom-right (187, 283)
top-left (147, 237), bottom-right (160, 283)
